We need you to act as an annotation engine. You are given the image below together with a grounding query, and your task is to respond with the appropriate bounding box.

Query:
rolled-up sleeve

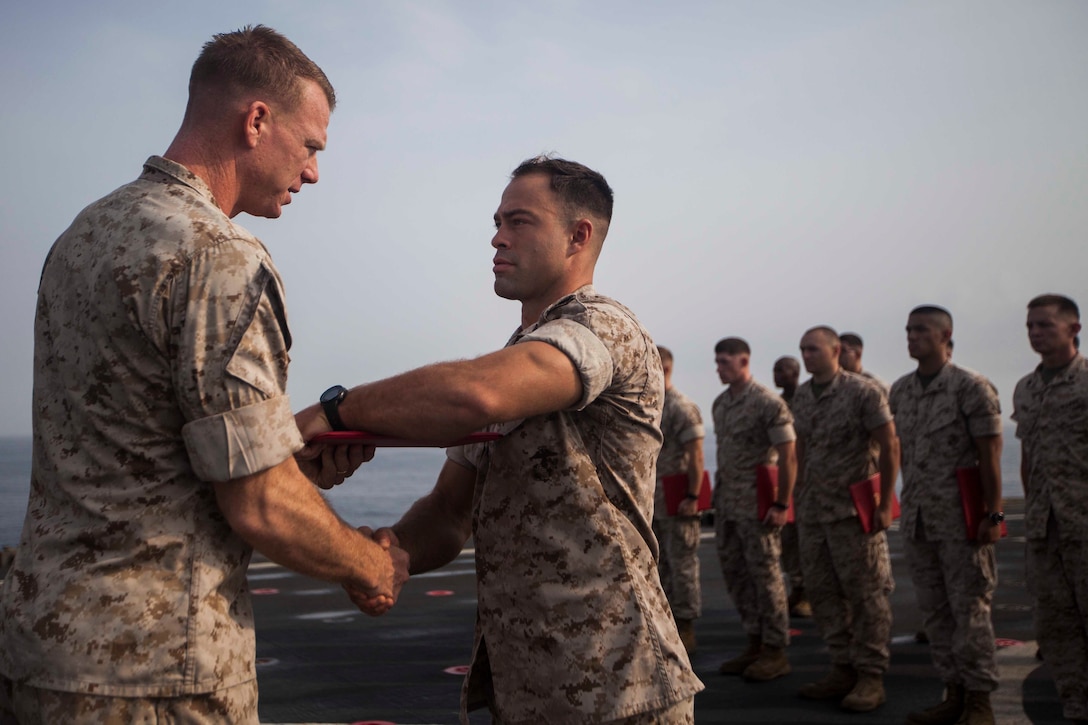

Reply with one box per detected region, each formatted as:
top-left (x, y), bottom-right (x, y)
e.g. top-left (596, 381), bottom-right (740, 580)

top-left (182, 395), bottom-right (303, 481)
top-left (520, 318), bottom-right (613, 410)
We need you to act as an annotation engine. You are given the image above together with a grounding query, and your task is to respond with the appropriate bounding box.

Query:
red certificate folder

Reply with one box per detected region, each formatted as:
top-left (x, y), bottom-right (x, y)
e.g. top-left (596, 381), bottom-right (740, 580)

top-left (850, 474), bottom-right (900, 534)
top-left (662, 470), bottom-right (712, 516)
top-left (756, 465), bottom-right (795, 522)
top-left (956, 466), bottom-right (1008, 541)
top-left (312, 431), bottom-right (503, 448)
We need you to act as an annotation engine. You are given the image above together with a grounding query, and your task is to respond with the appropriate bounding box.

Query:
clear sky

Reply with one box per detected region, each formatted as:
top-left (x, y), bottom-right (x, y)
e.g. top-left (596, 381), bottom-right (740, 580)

top-left (1, 1), bottom-right (1085, 438)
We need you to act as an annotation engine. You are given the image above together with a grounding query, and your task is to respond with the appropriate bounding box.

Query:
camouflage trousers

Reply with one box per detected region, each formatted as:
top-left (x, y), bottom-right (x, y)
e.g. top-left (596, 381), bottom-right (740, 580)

top-left (780, 521), bottom-right (804, 591)
top-left (798, 517), bottom-right (894, 674)
top-left (0, 675), bottom-right (257, 725)
top-left (653, 515), bottom-right (702, 620)
top-left (904, 532), bottom-right (998, 692)
top-left (1027, 513), bottom-right (1088, 721)
top-left (714, 516), bottom-right (789, 648)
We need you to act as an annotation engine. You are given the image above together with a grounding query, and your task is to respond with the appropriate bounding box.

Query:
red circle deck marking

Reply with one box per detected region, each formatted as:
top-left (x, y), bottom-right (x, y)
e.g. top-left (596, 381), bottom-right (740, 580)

top-left (788, 628), bottom-right (803, 637)
top-left (995, 638), bottom-right (1023, 648)
top-left (425, 589), bottom-right (454, 597)
top-left (444, 665), bottom-right (470, 675)
top-left (250, 588), bottom-right (279, 595)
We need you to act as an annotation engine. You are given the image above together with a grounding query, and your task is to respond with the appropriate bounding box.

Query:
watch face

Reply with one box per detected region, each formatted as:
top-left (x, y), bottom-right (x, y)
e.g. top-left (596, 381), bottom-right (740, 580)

top-left (321, 385), bottom-right (347, 404)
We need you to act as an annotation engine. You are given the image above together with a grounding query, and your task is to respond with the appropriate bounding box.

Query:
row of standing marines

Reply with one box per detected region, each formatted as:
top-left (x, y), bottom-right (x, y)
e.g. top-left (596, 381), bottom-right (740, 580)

top-left (0, 24), bottom-right (1084, 725)
top-left (655, 296), bottom-right (1087, 724)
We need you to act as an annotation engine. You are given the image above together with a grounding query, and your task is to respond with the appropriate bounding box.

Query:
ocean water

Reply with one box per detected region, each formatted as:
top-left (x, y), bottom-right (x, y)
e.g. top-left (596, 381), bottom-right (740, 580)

top-left (0, 437), bottom-right (448, 548)
top-left (0, 429), bottom-right (1026, 549)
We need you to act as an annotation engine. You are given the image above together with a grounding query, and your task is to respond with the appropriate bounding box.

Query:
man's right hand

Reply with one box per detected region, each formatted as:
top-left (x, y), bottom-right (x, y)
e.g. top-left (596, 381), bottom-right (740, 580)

top-left (345, 526), bottom-right (410, 616)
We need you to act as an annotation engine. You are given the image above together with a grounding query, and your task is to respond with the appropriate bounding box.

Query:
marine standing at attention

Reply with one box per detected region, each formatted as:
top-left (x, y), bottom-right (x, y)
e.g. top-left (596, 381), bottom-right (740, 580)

top-left (890, 306), bottom-right (1003, 725)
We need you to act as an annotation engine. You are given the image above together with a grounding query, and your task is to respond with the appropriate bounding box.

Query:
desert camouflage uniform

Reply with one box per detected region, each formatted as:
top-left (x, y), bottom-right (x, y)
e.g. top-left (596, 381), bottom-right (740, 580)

top-left (792, 371), bottom-right (895, 674)
top-left (890, 363), bottom-right (1002, 692)
top-left (447, 286), bottom-right (703, 724)
top-left (1014, 353), bottom-right (1088, 720)
top-left (0, 157), bottom-right (302, 722)
top-left (653, 387), bottom-right (705, 621)
top-left (778, 393), bottom-right (805, 598)
top-left (860, 369), bottom-right (890, 394)
top-left (712, 381), bottom-right (795, 648)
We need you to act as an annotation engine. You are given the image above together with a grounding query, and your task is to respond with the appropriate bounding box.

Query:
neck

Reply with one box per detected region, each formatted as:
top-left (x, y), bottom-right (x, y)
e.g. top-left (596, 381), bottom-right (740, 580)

top-left (519, 278), bottom-right (592, 330)
top-left (728, 372), bottom-right (752, 396)
top-left (163, 133), bottom-right (239, 216)
top-left (915, 352), bottom-right (950, 376)
top-left (812, 367), bottom-right (837, 385)
top-left (1042, 347), bottom-right (1078, 369)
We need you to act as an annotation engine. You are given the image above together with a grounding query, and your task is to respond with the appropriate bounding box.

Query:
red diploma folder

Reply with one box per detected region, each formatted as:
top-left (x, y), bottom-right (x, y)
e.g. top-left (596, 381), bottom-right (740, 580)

top-left (956, 466), bottom-right (1008, 541)
top-left (662, 470), bottom-right (712, 516)
top-left (756, 465), bottom-right (795, 522)
top-left (311, 431), bottom-right (503, 448)
top-left (850, 474), bottom-right (900, 534)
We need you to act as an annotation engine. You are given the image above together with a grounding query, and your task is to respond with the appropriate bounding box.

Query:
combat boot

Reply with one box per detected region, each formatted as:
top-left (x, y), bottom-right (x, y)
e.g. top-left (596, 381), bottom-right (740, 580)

top-left (798, 663), bottom-right (856, 699)
top-left (955, 690), bottom-right (994, 725)
top-left (742, 646), bottom-right (790, 682)
top-left (907, 682), bottom-right (965, 725)
top-left (788, 587), bottom-right (812, 618)
top-left (718, 635), bottom-right (762, 675)
top-left (675, 618), bottom-right (697, 654)
top-left (840, 672), bottom-right (886, 712)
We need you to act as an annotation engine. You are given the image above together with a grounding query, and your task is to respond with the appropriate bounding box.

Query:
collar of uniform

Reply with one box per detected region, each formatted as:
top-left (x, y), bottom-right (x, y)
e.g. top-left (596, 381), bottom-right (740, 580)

top-left (916, 361), bottom-right (954, 394)
top-left (1033, 352), bottom-right (1087, 387)
top-left (141, 155), bottom-right (218, 208)
top-left (518, 284), bottom-right (596, 337)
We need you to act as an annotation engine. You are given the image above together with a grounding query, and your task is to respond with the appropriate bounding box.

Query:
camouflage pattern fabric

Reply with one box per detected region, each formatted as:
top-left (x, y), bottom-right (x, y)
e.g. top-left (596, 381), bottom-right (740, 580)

top-left (890, 363), bottom-right (1002, 692)
top-left (791, 371), bottom-right (892, 524)
top-left (798, 518), bottom-right (894, 673)
top-left (1016, 354), bottom-right (1088, 720)
top-left (711, 381), bottom-right (795, 522)
top-left (715, 517), bottom-right (789, 648)
top-left (0, 157), bottom-right (302, 700)
top-left (792, 371), bottom-right (894, 673)
top-left (447, 286), bottom-right (703, 724)
top-left (1013, 354), bottom-right (1088, 541)
top-left (0, 674), bottom-right (257, 724)
top-left (890, 363), bottom-right (1002, 541)
top-left (653, 387), bottom-right (705, 620)
top-left (905, 535), bottom-right (998, 691)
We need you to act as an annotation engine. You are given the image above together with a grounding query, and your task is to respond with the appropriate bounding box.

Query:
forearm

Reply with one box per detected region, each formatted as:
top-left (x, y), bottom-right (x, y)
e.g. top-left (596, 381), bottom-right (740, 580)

top-left (392, 459), bottom-right (475, 574)
top-left (976, 435), bottom-right (1003, 513)
top-left (216, 458), bottom-right (390, 592)
top-left (686, 440), bottom-right (705, 494)
top-left (877, 435), bottom-right (900, 505)
top-left (776, 442), bottom-right (797, 503)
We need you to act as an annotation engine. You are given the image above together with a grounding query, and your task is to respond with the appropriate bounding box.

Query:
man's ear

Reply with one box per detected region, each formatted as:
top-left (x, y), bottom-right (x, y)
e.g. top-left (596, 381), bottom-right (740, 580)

top-left (569, 218), bottom-right (593, 252)
top-left (243, 101), bottom-right (271, 149)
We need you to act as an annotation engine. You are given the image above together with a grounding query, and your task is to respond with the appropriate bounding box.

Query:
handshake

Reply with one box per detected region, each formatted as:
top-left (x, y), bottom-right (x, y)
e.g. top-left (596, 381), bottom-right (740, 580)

top-left (344, 525), bottom-right (411, 617)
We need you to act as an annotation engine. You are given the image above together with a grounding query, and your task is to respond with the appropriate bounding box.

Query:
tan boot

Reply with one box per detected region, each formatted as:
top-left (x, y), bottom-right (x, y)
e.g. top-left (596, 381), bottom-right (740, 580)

top-left (955, 690), bottom-right (994, 725)
top-left (718, 635), bottom-right (762, 675)
top-left (742, 646), bottom-right (791, 682)
top-left (907, 683), bottom-right (965, 725)
top-left (798, 664), bottom-right (857, 699)
top-left (788, 587), bottom-right (813, 618)
top-left (840, 672), bottom-right (886, 712)
top-left (675, 618), bottom-right (697, 654)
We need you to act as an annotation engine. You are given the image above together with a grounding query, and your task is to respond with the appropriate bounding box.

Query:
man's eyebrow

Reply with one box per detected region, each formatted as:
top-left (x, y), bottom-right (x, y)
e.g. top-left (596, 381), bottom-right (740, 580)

top-left (495, 207), bottom-right (537, 221)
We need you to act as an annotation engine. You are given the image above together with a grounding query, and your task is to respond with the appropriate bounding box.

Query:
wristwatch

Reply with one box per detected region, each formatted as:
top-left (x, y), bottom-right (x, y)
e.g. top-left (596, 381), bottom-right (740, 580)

top-left (988, 511), bottom-right (1006, 525)
top-left (320, 385), bottom-right (349, 431)
top-left (685, 492), bottom-right (700, 501)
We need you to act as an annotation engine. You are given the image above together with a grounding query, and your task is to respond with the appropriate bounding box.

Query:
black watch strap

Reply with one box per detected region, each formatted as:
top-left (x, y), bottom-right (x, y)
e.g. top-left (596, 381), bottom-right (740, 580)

top-left (320, 385), bottom-right (349, 431)
top-left (989, 511), bottom-right (1005, 525)
top-left (684, 492), bottom-right (700, 501)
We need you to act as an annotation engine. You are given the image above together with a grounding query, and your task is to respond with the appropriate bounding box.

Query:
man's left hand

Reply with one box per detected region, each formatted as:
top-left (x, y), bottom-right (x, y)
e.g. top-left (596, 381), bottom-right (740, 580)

top-left (296, 442), bottom-right (373, 489)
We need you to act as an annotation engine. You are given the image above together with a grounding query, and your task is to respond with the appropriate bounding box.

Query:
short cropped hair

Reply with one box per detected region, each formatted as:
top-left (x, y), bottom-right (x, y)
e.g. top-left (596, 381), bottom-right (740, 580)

top-left (839, 333), bottom-right (863, 349)
top-left (189, 25), bottom-right (336, 112)
top-left (804, 326), bottom-right (840, 346)
top-left (657, 346), bottom-right (673, 365)
top-left (511, 155), bottom-right (614, 234)
top-left (1028, 294), bottom-right (1080, 320)
top-left (714, 337), bottom-right (750, 355)
top-left (910, 304), bottom-right (954, 330)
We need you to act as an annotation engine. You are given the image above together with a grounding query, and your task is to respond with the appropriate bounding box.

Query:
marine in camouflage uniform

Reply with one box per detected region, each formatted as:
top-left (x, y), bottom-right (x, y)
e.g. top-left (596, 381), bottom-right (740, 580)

top-left (1013, 294), bottom-right (1088, 723)
top-left (792, 326), bottom-right (899, 712)
top-left (303, 158), bottom-right (703, 724)
top-left (890, 305), bottom-right (1004, 725)
top-left (712, 337), bottom-right (796, 681)
top-left (0, 29), bottom-right (400, 723)
top-left (652, 347), bottom-right (706, 649)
